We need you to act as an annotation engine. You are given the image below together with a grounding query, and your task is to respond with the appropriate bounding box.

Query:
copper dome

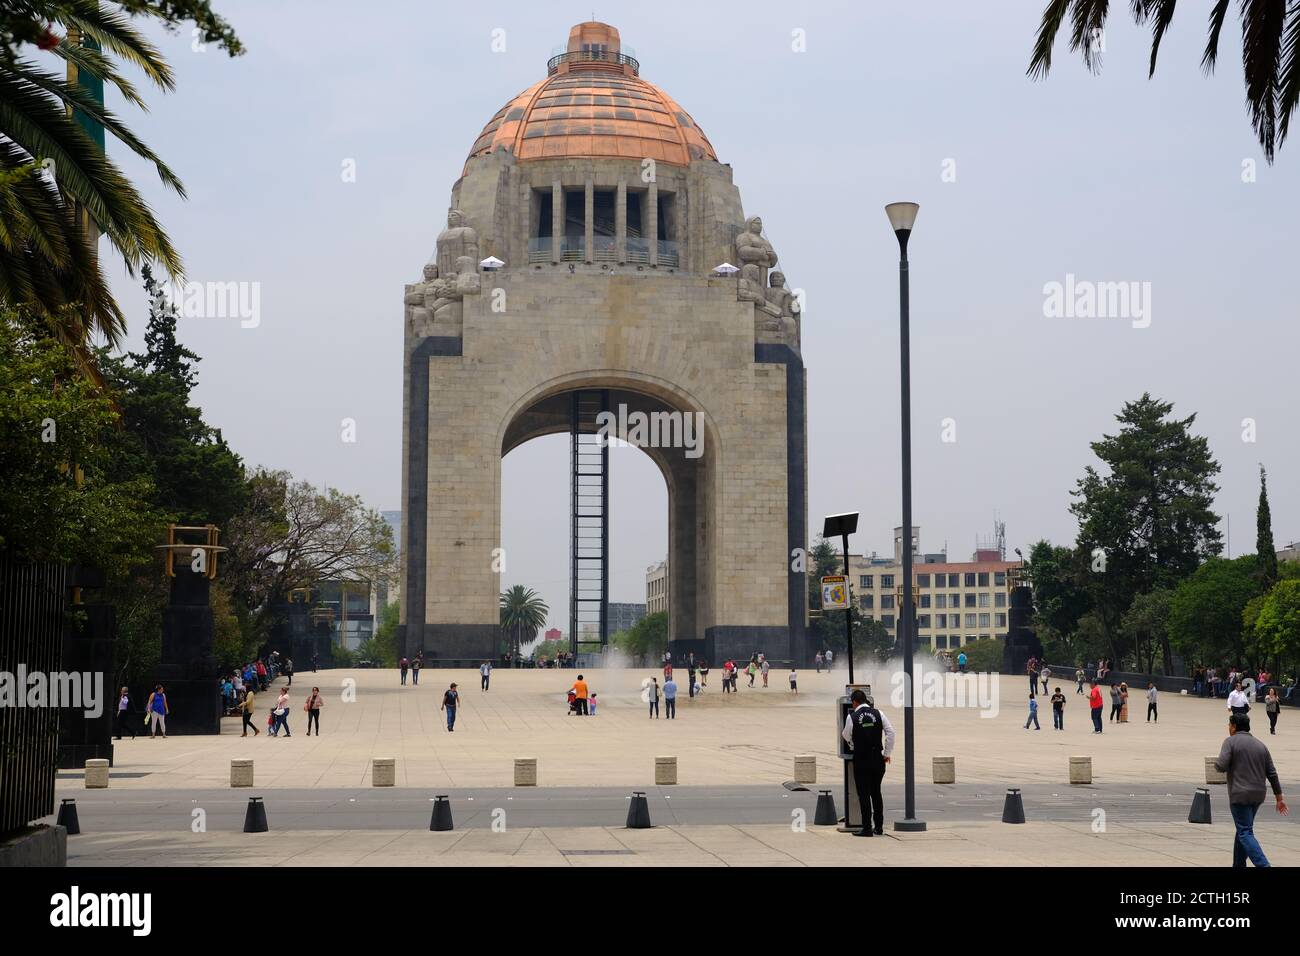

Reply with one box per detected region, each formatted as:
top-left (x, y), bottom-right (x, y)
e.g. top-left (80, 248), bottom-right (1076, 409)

top-left (466, 22), bottom-right (717, 168)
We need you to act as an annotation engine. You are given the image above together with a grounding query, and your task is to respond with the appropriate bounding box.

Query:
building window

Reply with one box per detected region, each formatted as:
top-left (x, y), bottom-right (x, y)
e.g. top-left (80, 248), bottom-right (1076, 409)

top-left (860, 575), bottom-right (872, 589)
top-left (979, 613), bottom-right (990, 628)
top-left (917, 574), bottom-right (930, 588)
top-left (965, 613), bottom-right (977, 628)
top-left (881, 574), bottom-right (894, 589)
top-left (936, 613), bottom-right (947, 628)
top-left (918, 615), bottom-right (931, 629)
top-left (950, 593), bottom-right (961, 607)
top-left (979, 634), bottom-right (990, 641)
top-left (882, 614), bottom-right (895, 629)
top-left (964, 593), bottom-right (976, 608)
top-left (995, 592), bottom-right (1006, 608)
top-left (995, 571), bottom-right (1006, 586)
top-left (996, 612), bottom-right (1007, 628)
top-left (935, 594), bottom-right (947, 609)
top-left (936, 635), bottom-right (948, 649)
top-left (860, 594), bottom-right (873, 609)
top-left (948, 574), bottom-right (960, 587)
top-left (978, 572), bottom-right (989, 587)
top-left (964, 573), bottom-right (976, 587)
top-left (880, 594), bottom-right (895, 610)
top-left (920, 594), bottom-right (931, 609)
top-left (978, 592), bottom-right (990, 608)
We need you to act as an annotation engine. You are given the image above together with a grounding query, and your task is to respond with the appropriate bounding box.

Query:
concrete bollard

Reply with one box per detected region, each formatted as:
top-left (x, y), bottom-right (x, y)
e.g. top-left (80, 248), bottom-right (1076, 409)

top-left (932, 756), bottom-right (956, 784)
top-left (1069, 756), bottom-right (1092, 785)
top-left (793, 754), bottom-right (817, 785)
top-left (514, 757), bottom-right (538, 786)
top-left (655, 755), bottom-right (678, 786)
top-left (372, 757), bottom-right (396, 787)
top-left (1205, 756), bottom-right (1227, 785)
top-left (84, 759), bottom-right (110, 789)
top-left (230, 758), bottom-right (254, 788)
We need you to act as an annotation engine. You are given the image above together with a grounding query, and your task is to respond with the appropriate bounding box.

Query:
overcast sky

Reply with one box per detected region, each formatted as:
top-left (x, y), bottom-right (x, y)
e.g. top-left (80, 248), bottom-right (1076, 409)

top-left (102, 1), bottom-right (1298, 631)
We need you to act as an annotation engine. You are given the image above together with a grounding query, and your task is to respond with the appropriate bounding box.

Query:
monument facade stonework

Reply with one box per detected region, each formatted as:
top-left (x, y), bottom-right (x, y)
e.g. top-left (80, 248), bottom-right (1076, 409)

top-left (399, 22), bottom-right (808, 664)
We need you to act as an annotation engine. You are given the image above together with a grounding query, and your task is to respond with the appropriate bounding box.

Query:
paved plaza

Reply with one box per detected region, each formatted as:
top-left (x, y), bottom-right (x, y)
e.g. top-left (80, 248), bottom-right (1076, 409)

top-left (48, 667), bottom-right (1297, 866)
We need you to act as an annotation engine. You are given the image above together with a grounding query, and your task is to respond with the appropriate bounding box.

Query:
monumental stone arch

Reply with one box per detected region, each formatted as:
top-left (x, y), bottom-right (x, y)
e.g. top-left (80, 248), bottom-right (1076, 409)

top-left (399, 21), bottom-right (807, 665)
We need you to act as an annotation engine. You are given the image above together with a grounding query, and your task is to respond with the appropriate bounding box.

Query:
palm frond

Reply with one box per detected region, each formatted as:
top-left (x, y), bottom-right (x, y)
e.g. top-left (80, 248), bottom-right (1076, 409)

top-left (57, 0), bottom-right (175, 91)
top-left (1240, 0), bottom-right (1287, 161)
top-left (1203, 0), bottom-right (1233, 71)
top-left (1028, 0), bottom-right (1076, 78)
top-left (1277, 0), bottom-right (1300, 143)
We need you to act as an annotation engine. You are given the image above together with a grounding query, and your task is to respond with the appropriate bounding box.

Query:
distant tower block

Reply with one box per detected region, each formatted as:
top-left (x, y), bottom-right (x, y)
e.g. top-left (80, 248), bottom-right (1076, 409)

top-left (398, 21), bottom-right (809, 666)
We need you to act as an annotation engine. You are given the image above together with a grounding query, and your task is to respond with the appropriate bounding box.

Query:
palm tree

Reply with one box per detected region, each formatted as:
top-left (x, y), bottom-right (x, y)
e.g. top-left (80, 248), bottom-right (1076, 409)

top-left (0, 1), bottom-right (240, 369)
top-left (499, 585), bottom-right (550, 661)
top-left (1029, 0), bottom-right (1300, 162)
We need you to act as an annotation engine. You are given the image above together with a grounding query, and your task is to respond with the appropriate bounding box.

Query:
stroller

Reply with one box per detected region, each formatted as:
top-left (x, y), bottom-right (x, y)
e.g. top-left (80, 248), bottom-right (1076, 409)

top-left (566, 689), bottom-right (581, 716)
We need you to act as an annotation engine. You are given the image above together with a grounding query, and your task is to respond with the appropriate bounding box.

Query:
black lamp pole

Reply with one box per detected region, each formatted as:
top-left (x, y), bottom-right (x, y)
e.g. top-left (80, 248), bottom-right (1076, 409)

top-left (887, 202), bottom-right (926, 833)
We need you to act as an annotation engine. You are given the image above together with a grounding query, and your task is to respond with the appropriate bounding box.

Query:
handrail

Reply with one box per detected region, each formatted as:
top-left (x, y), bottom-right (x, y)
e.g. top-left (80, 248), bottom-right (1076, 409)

top-left (547, 50), bottom-right (640, 75)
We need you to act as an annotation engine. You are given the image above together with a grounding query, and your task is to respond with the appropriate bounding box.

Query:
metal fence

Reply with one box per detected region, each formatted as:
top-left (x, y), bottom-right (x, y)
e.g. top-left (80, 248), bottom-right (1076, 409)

top-left (0, 551), bottom-right (66, 836)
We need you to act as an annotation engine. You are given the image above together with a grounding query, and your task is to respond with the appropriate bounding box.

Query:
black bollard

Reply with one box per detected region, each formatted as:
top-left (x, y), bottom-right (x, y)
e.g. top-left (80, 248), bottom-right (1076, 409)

top-left (430, 794), bottom-right (454, 832)
top-left (814, 789), bottom-right (838, 826)
top-left (626, 791), bottom-right (652, 829)
top-left (56, 798), bottom-right (80, 836)
top-left (243, 796), bottom-right (268, 833)
top-left (1188, 788), bottom-right (1212, 824)
top-left (1001, 788), bottom-right (1026, 824)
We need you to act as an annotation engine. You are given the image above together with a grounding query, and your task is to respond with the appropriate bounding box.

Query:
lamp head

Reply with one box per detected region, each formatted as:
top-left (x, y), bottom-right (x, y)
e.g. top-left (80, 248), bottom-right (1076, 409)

top-left (885, 202), bottom-right (919, 253)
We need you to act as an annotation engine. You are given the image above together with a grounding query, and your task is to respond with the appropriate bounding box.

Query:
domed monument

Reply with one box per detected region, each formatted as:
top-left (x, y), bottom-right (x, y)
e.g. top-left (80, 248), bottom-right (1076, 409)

top-left (400, 22), bottom-right (807, 664)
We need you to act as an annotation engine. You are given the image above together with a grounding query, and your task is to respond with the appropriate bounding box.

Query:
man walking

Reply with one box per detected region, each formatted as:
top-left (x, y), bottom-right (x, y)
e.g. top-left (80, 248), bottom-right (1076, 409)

top-left (1040, 665), bottom-right (1051, 696)
top-left (1075, 665), bottom-right (1086, 694)
top-left (663, 675), bottom-right (677, 718)
top-left (1214, 714), bottom-right (1288, 866)
top-left (480, 660), bottom-right (492, 692)
top-left (1050, 686), bottom-right (1066, 730)
top-left (1024, 694), bottom-right (1040, 730)
top-left (411, 655), bottom-right (421, 686)
top-left (1088, 680), bottom-right (1104, 734)
top-left (399, 656), bottom-right (409, 686)
top-left (840, 689), bottom-right (895, 837)
top-left (815, 651), bottom-right (824, 673)
top-left (1146, 682), bottom-right (1158, 722)
top-left (957, 650), bottom-right (967, 674)
top-left (441, 682), bottom-right (459, 731)
top-left (1228, 680), bottom-right (1250, 717)
top-left (647, 677), bottom-right (660, 718)
top-left (571, 674), bottom-right (589, 716)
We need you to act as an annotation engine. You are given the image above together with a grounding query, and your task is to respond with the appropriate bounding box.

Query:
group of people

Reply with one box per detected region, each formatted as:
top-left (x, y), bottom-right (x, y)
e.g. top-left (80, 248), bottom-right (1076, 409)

top-left (114, 684), bottom-right (172, 740)
top-left (236, 683), bottom-right (325, 737)
top-left (218, 653), bottom-right (295, 716)
top-left (398, 654), bottom-right (424, 685)
top-left (813, 649), bottom-right (835, 672)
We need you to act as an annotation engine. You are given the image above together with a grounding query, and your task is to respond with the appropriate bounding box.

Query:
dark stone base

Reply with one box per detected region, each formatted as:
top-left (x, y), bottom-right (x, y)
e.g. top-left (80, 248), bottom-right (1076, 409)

top-left (145, 677), bottom-right (221, 735)
top-left (0, 824), bottom-right (66, 867)
top-left (413, 624), bottom-right (499, 665)
top-left (57, 742), bottom-right (114, 769)
top-left (704, 625), bottom-right (796, 665)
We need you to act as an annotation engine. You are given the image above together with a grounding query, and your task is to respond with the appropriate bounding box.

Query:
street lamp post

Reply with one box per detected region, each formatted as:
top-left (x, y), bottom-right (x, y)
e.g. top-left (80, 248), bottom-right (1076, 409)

top-left (885, 201), bottom-right (926, 833)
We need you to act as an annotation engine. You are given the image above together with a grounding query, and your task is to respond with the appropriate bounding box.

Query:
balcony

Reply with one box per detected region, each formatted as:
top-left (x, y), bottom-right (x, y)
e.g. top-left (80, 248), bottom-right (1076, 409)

top-left (530, 236), bottom-right (680, 268)
top-left (547, 49), bottom-right (640, 76)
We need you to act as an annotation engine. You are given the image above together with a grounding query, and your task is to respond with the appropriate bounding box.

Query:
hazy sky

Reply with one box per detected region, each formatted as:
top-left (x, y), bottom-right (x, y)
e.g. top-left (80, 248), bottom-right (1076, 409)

top-left (101, 1), bottom-right (1298, 630)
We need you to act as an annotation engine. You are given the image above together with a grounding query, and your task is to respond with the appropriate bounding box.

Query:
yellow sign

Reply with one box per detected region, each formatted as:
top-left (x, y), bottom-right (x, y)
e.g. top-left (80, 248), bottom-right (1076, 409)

top-left (821, 575), bottom-right (849, 610)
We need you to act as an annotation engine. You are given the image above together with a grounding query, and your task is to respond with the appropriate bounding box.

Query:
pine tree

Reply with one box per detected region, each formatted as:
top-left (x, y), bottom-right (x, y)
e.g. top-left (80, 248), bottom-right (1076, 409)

top-left (1257, 465), bottom-right (1278, 587)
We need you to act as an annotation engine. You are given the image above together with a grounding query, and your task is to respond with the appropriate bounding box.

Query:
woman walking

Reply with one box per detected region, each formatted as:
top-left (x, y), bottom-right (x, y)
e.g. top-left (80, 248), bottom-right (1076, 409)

top-left (1119, 682), bottom-right (1130, 723)
top-left (1109, 683), bottom-right (1122, 723)
top-left (1266, 687), bottom-right (1281, 735)
top-left (304, 686), bottom-right (323, 736)
top-left (114, 687), bottom-right (136, 740)
top-left (274, 687), bottom-right (292, 737)
top-left (146, 684), bottom-right (169, 738)
top-left (239, 687), bottom-right (260, 736)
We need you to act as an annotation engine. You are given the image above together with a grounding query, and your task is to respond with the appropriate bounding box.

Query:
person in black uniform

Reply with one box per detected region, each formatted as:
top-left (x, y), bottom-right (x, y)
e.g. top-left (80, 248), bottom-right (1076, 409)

top-left (840, 689), bottom-right (897, 836)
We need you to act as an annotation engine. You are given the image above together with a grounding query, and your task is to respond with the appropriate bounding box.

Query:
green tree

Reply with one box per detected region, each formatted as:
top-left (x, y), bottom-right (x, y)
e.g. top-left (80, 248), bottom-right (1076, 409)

top-left (1257, 464), bottom-right (1278, 587)
top-left (0, 307), bottom-right (164, 573)
top-left (99, 265), bottom-right (246, 525)
top-left (1070, 394), bottom-right (1222, 667)
top-left (1029, 0), bottom-right (1300, 161)
top-left (1121, 586), bottom-right (1173, 675)
top-left (1168, 556), bottom-right (1261, 669)
top-left (367, 600), bottom-right (399, 667)
top-left (611, 611), bottom-right (668, 667)
top-left (1254, 579), bottom-right (1300, 660)
top-left (0, 1), bottom-right (241, 360)
top-left (499, 584), bottom-right (549, 659)
top-left (1024, 540), bottom-right (1092, 659)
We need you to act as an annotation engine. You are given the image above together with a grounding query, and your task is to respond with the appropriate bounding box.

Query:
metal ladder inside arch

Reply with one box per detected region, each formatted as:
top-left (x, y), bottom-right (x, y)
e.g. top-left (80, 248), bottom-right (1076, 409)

top-left (570, 389), bottom-right (610, 658)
